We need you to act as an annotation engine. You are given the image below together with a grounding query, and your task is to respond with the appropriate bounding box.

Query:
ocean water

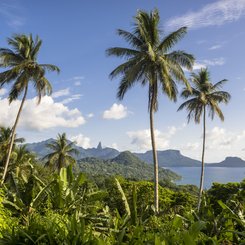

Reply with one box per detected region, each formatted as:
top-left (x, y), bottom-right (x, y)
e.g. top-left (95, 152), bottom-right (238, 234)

top-left (167, 167), bottom-right (245, 189)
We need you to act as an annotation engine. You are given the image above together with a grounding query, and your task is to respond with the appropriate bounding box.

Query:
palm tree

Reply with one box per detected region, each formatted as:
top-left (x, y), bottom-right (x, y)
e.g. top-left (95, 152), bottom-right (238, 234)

top-left (0, 34), bottom-right (60, 184)
top-left (9, 145), bottom-right (36, 182)
top-left (106, 9), bottom-right (194, 213)
top-left (178, 68), bottom-right (230, 211)
top-left (0, 126), bottom-right (25, 167)
top-left (43, 133), bottom-right (78, 172)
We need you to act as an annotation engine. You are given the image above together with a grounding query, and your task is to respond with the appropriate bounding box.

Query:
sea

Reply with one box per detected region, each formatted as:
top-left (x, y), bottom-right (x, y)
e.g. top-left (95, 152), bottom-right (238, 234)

top-left (167, 167), bottom-right (245, 189)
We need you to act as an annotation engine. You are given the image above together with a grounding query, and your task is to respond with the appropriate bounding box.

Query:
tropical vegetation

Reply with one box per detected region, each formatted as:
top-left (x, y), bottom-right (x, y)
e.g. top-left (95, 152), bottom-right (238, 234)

top-left (0, 153), bottom-right (244, 244)
top-left (0, 8), bottom-right (243, 245)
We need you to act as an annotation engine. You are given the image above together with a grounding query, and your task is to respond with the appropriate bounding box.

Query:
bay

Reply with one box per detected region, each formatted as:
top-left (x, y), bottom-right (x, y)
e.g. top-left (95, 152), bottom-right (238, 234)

top-left (167, 167), bottom-right (245, 189)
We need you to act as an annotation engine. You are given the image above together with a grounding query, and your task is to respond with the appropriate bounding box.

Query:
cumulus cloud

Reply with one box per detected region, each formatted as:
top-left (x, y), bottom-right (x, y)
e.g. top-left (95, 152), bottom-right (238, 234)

top-left (52, 88), bottom-right (70, 98)
top-left (0, 96), bottom-right (85, 131)
top-left (103, 103), bottom-right (128, 120)
top-left (127, 127), bottom-right (177, 151)
top-left (71, 134), bottom-right (91, 148)
top-left (206, 127), bottom-right (245, 149)
top-left (166, 0), bottom-right (245, 30)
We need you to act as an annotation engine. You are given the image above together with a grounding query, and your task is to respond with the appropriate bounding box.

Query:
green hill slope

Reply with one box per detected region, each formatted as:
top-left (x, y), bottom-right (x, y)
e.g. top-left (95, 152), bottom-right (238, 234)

top-left (78, 151), bottom-right (180, 182)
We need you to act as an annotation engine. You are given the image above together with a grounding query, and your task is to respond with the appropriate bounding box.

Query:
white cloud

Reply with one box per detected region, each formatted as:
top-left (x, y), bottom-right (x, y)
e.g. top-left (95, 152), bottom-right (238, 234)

top-left (206, 127), bottom-right (245, 150)
top-left (73, 76), bottom-right (84, 80)
top-left (60, 94), bottom-right (82, 104)
top-left (202, 58), bottom-right (225, 66)
top-left (166, 0), bottom-right (245, 30)
top-left (209, 44), bottom-right (222, 50)
top-left (0, 96), bottom-right (85, 131)
top-left (62, 76), bottom-right (84, 83)
top-left (87, 113), bottom-right (94, 118)
top-left (127, 127), bottom-right (177, 151)
top-left (0, 88), bottom-right (7, 96)
top-left (192, 62), bottom-right (207, 70)
top-left (71, 134), bottom-right (91, 148)
top-left (52, 88), bottom-right (82, 104)
top-left (103, 103), bottom-right (128, 120)
top-left (52, 88), bottom-right (70, 98)
top-left (191, 58), bottom-right (226, 70)
top-left (111, 143), bottom-right (118, 150)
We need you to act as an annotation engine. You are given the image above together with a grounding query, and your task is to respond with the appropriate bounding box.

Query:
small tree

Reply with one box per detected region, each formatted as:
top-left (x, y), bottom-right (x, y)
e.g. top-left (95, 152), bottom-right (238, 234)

top-left (44, 133), bottom-right (78, 172)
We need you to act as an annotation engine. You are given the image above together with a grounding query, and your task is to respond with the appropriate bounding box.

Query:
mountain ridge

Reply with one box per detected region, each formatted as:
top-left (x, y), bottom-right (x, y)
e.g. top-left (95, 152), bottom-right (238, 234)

top-left (25, 139), bottom-right (245, 168)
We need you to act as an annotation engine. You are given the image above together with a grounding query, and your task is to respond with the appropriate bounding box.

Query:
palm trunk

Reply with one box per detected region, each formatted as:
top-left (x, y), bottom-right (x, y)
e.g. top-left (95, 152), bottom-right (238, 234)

top-left (150, 100), bottom-right (159, 214)
top-left (197, 106), bottom-right (206, 212)
top-left (1, 85), bottom-right (28, 185)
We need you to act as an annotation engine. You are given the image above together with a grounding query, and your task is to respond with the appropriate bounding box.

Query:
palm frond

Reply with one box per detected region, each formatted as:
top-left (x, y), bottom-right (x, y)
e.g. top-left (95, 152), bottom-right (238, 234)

top-left (166, 51), bottom-right (194, 71)
top-left (179, 68), bottom-right (230, 124)
top-left (40, 64), bottom-right (60, 73)
top-left (106, 47), bottom-right (139, 58)
top-left (159, 27), bottom-right (187, 52)
top-left (212, 79), bottom-right (228, 90)
top-left (117, 29), bottom-right (143, 48)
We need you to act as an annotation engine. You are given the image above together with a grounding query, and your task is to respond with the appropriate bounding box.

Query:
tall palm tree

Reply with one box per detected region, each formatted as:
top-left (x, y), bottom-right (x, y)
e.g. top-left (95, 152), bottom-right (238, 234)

top-left (178, 68), bottom-right (230, 211)
top-left (0, 34), bottom-right (60, 184)
top-left (43, 133), bottom-right (78, 172)
top-left (106, 9), bottom-right (194, 213)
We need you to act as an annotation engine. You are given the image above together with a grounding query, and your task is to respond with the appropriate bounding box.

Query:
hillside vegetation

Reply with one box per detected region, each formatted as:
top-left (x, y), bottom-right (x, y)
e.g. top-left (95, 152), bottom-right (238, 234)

top-left (78, 151), bottom-right (180, 183)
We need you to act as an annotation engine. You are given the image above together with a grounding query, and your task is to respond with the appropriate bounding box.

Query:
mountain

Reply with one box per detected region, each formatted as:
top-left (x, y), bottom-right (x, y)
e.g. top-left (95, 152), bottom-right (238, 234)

top-left (135, 150), bottom-right (201, 167)
top-left (78, 151), bottom-right (180, 182)
top-left (25, 139), bottom-right (119, 160)
top-left (25, 139), bottom-right (245, 167)
top-left (208, 157), bottom-right (245, 167)
top-left (84, 142), bottom-right (119, 159)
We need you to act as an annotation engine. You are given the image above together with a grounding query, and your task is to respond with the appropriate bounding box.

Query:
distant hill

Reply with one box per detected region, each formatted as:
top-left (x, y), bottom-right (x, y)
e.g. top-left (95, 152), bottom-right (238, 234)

top-left (135, 150), bottom-right (201, 167)
top-left (25, 139), bottom-right (245, 167)
top-left (78, 151), bottom-right (180, 182)
top-left (25, 140), bottom-right (119, 160)
top-left (208, 157), bottom-right (245, 167)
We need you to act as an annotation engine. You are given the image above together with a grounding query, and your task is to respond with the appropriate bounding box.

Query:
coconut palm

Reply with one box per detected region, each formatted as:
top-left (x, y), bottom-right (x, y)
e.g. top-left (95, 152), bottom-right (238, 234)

top-left (178, 68), bottom-right (230, 211)
top-left (0, 126), bottom-right (25, 167)
top-left (106, 9), bottom-right (194, 213)
top-left (0, 34), bottom-right (60, 184)
top-left (43, 133), bottom-right (78, 172)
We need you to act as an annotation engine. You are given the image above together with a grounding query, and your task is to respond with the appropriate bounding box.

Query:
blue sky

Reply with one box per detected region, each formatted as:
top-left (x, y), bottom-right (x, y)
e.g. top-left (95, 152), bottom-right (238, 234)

top-left (1, 0), bottom-right (245, 162)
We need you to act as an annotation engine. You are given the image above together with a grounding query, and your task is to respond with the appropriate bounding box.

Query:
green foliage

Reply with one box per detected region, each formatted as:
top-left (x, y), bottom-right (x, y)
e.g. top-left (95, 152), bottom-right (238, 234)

top-left (78, 153), bottom-right (180, 183)
top-left (43, 133), bottom-right (78, 172)
top-left (0, 190), bottom-right (17, 238)
top-left (1, 164), bottom-right (244, 244)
